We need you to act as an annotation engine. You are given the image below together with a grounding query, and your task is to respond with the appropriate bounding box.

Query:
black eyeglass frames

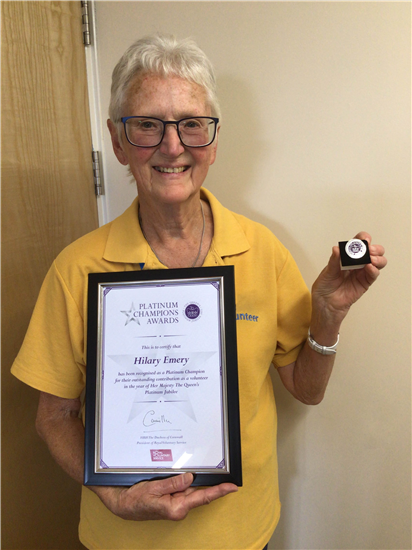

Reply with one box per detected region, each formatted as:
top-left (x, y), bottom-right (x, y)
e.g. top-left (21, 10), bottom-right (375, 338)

top-left (120, 116), bottom-right (219, 148)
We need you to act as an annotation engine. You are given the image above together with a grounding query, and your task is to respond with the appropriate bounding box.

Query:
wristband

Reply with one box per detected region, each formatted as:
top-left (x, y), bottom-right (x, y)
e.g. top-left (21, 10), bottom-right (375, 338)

top-left (307, 329), bottom-right (339, 355)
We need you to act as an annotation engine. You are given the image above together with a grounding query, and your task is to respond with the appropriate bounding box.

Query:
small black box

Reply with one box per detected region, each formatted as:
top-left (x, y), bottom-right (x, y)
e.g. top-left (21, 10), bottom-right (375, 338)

top-left (339, 239), bottom-right (371, 270)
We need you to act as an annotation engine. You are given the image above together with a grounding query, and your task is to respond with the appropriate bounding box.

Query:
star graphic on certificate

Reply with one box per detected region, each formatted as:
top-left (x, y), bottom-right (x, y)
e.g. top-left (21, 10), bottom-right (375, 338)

top-left (121, 302), bottom-right (140, 325)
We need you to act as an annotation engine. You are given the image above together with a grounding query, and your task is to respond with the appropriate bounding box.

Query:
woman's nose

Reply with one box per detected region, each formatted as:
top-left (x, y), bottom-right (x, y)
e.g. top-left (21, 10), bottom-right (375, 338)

top-left (159, 124), bottom-right (185, 156)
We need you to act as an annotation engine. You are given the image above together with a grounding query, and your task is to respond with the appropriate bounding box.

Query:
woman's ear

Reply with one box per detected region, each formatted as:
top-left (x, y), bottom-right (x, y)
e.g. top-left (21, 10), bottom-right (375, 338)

top-left (107, 119), bottom-right (129, 166)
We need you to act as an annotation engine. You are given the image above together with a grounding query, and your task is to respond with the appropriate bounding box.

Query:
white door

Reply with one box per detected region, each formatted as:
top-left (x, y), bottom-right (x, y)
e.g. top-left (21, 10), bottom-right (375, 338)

top-left (87, 3), bottom-right (411, 550)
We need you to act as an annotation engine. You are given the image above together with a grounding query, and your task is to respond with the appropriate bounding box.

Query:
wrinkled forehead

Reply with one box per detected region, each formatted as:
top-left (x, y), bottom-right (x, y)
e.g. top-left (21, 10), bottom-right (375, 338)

top-left (123, 72), bottom-right (211, 117)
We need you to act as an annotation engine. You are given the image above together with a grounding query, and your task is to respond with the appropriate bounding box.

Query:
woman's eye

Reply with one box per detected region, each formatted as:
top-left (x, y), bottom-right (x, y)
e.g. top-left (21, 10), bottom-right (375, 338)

top-left (182, 119), bottom-right (202, 129)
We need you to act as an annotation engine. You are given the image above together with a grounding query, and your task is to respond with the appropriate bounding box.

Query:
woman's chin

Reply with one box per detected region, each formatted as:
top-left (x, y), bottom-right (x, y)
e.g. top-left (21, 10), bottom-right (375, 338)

top-left (139, 179), bottom-right (202, 206)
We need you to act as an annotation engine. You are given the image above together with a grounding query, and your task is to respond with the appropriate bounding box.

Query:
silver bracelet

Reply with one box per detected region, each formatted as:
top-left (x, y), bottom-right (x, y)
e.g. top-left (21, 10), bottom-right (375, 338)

top-left (307, 329), bottom-right (339, 355)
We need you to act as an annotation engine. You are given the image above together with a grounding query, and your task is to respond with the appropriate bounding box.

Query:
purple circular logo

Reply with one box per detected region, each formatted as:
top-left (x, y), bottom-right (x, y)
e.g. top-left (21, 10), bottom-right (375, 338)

top-left (345, 239), bottom-right (366, 259)
top-left (184, 303), bottom-right (201, 321)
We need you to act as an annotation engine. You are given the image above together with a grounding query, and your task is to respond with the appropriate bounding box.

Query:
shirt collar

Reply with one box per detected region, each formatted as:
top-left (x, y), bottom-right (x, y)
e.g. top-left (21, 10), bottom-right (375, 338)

top-left (103, 189), bottom-right (250, 264)
top-left (201, 188), bottom-right (250, 257)
top-left (103, 198), bottom-right (146, 264)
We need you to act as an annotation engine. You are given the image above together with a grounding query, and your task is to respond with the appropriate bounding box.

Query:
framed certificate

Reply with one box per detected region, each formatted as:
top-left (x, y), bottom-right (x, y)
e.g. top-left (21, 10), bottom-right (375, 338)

top-left (84, 266), bottom-right (242, 487)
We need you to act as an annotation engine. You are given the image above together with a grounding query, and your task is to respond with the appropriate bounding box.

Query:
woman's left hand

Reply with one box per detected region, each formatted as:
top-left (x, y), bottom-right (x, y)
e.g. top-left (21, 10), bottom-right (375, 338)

top-left (311, 232), bottom-right (387, 327)
top-left (279, 232), bottom-right (387, 406)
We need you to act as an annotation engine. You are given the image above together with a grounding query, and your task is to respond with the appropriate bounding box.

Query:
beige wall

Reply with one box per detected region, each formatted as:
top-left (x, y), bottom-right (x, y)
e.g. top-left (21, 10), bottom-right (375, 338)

top-left (94, 3), bottom-right (411, 548)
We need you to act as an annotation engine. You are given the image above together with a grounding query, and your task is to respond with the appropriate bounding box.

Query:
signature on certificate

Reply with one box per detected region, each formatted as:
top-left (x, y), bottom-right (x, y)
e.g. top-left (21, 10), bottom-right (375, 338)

top-left (143, 410), bottom-right (172, 427)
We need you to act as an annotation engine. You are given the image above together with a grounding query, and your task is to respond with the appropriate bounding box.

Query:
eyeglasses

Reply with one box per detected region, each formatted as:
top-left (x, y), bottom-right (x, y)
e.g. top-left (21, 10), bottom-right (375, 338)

top-left (120, 116), bottom-right (219, 148)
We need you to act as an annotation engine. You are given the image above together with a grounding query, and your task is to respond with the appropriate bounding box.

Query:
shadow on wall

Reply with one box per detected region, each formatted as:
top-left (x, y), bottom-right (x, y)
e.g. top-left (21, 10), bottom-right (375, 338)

top-left (206, 74), bottom-right (314, 547)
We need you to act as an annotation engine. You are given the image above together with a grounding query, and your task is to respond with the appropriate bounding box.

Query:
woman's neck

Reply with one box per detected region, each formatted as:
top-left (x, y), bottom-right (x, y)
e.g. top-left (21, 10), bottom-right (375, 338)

top-left (138, 195), bottom-right (214, 268)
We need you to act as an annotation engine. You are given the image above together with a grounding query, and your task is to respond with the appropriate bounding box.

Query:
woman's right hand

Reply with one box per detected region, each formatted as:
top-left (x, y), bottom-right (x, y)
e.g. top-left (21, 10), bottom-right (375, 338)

top-left (91, 473), bottom-right (238, 521)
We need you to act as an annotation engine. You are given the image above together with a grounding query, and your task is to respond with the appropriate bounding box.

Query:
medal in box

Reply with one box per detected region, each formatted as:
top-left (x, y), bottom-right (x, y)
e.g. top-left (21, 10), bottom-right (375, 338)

top-left (339, 239), bottom-right (371, 270)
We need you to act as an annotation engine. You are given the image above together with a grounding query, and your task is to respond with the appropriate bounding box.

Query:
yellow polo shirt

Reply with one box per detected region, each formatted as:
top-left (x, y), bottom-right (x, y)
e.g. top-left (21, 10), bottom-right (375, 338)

top-left (12, 189), bottom-right (310, 550)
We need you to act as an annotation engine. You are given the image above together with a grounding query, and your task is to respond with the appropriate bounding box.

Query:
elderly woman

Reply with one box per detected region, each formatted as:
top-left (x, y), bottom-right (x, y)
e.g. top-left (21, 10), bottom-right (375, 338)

top-left (12, 35), bottom-right (386, 550)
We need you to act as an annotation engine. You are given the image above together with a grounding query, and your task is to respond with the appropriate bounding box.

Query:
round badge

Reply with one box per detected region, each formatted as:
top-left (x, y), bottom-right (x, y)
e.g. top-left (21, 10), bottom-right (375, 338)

top-left (184, 303), bottom-right (201, 321)
top-left (345, 239), bottom-right (366, 260)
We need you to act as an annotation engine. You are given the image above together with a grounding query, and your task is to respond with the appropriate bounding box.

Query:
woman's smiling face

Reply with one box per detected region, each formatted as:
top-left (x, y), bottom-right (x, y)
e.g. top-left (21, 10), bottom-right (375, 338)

top-left (109, 73), bottom-right (219, 208)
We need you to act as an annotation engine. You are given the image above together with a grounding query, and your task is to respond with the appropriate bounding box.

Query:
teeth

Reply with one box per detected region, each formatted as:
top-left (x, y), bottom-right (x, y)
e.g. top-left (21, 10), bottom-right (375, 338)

top-left (155, 166), bottom-right (186, 173)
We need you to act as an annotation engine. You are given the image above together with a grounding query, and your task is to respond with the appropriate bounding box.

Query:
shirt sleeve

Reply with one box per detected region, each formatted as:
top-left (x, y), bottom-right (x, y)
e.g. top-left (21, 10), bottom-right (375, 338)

top-left (11, 260), bottom-right (86, 398)
top-left (272, 250), bottom-right (311, 368)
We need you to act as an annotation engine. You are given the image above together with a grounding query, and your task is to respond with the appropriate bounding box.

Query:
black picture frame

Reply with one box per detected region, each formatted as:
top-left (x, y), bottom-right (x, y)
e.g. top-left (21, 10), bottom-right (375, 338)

top-left (84, 266), bottom-right (242, 487)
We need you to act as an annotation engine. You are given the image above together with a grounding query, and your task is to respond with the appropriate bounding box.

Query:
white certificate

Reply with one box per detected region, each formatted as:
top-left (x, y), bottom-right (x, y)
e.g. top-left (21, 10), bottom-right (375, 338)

top-left (84, 267), bottom-right (242, 487)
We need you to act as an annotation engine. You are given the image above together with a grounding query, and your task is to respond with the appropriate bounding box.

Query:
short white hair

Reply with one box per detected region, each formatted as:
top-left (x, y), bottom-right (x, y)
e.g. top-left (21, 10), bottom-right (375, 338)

top-left (109, 34), bottom-right (221, 127)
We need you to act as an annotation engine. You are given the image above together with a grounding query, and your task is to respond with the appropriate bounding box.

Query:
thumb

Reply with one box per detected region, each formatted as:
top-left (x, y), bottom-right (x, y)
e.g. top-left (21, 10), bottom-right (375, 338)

top-left (325, 246), bottom-right (342, 278)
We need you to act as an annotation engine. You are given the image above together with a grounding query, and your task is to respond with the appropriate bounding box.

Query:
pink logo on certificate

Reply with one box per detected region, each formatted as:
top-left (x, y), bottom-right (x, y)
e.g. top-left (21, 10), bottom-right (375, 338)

top-left (150, 449), bottom-right (173, 462)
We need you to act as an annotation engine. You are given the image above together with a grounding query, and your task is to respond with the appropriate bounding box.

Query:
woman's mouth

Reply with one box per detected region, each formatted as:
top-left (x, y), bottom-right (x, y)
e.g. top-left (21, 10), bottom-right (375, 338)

top-left (154, 166), bottom-right (188, 173)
